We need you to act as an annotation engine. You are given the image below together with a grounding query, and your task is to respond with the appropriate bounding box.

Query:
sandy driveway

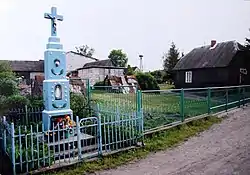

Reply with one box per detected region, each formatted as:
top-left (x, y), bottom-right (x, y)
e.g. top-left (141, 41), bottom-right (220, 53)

top-left (96, 107), bottom-right (250, 175)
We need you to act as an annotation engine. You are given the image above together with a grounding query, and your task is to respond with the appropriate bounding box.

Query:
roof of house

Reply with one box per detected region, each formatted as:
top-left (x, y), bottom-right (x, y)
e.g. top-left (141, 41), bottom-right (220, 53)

top-left (7, 60), bottom-right (44, 72)
top-left (173, 40), bottom-right (246, 71)
top-left (124, 66), bottom-right (139, 74)
top-left (66, 51), bottom-right (99, 61)
top-left (78, 59), bottom-right (125, 69)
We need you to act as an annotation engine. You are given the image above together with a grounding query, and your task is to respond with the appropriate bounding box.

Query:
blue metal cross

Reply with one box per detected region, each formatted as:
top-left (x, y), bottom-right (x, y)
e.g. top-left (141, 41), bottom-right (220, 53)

top-left (44, 7), bottom-right (63, 37)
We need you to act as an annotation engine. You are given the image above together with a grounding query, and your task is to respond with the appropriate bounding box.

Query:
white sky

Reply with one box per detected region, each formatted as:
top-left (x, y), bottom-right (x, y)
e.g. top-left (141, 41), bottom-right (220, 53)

top-left (0, 0), bottom-right (250, 71)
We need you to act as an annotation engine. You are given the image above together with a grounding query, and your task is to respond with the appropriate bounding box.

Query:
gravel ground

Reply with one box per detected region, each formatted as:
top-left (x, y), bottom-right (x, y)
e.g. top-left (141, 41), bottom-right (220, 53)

top-left (96, 107), bottom-right (250, 175)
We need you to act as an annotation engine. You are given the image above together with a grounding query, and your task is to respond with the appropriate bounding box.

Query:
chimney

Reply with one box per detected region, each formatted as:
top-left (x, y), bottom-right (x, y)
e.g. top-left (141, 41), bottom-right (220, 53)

top-left (211, 40), bottom-right (216, 47)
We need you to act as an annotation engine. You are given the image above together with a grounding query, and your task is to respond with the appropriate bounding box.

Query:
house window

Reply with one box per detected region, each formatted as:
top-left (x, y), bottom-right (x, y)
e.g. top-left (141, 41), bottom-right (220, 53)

top-left (185, 71), bottom-right (192, 83)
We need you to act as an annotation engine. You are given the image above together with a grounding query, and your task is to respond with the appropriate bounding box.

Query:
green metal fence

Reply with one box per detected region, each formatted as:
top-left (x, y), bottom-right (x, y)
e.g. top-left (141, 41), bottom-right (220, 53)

top-left (141, 85), bottom-right (250, 132)
top-left (0, 104), bottom-right (143, 175)
top-left (3, 84), bottom-right (250, 133)
top-left (90, 85), bottom-right (138, 113)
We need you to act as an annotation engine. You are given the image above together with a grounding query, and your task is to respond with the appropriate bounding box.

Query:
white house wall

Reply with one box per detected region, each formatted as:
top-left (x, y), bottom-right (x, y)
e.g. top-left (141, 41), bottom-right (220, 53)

top-left (30, 72), bottom-right (44, 79)
top-left (65, 52), bottom-right (96, 72)
top-left (78, 68), bottom-right (124, 86)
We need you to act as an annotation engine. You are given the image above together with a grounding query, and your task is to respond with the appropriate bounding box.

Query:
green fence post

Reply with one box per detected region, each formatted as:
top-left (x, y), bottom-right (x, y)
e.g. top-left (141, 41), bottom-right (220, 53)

top-left (96, 104), bottom-right (103, 157)
top-left (136, 90), bottom-right (142, 133)
top-left (137, 90), bottom-right (144, 145)
top-left (180, 89), bottom-right (185, 122)
top-left (242, 87), bottom-right (245, 106)
top-left (238, 87), bottom-right (241, 108)
top-left (3, 116), bottom-right (6, 153)
top-left (25, 105), bottom-right (28, 125)
top-left (207, 88), bottom-right (211, 114)
top-left (11, 123), bottom-right (16, 175)
top-left (87, 79), bottom-right (91, 105)
top-left (226, 89), bottom-right (228, 112)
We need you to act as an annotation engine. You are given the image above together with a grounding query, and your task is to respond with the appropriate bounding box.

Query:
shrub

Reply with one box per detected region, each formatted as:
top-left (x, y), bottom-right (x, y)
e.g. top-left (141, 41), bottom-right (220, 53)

top-left (150, 70), bottom-right (165, 84)
top-left (27, 95), bottom-right (43, 108)
top-left (94, 81), bottom-right (104, 86)
top-left (70, 93), bottom-right (90, 118)
top-left (93, 81), bottom-right (106, 91)
top-left (136, 72), bottom-right (160, 90)
top-left (6, 95), bottom-right (30, 109)
top-left (0, 78), bottom-right (18, 96)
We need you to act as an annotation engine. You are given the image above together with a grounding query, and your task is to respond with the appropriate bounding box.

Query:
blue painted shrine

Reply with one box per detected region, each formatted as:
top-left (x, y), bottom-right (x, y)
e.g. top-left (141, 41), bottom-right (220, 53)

top-left (42, 7), bottom-right (73, 131)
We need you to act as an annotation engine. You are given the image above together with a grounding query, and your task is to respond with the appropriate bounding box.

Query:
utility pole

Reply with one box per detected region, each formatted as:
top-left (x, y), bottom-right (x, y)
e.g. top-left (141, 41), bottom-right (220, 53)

top-left (139, 54), bottom-right (143, 72)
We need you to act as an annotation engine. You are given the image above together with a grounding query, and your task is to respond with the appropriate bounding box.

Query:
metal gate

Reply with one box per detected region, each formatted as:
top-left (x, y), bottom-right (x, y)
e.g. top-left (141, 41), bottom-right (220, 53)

top-left (77, 116), bottom-right (102, 160)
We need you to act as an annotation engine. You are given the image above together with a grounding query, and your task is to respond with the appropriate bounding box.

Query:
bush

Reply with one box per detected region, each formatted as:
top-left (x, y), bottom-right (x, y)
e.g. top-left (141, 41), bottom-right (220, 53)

top-left (70, 93), bottom-right (90, 118)
top-left (6, 95), bottom-right (30, 109)
top-left (150, 70), bottom-right (165, 84)
top-left (94, 81), bottom-right (104, 86)
top-left (27, 95), bottom-right (43, 108)
top-left (93, 81), bottom-right (106, 91)
top-left (136, 72), bottom-right (160, 90)
top-left (0, 78), bottom-right (18, 96)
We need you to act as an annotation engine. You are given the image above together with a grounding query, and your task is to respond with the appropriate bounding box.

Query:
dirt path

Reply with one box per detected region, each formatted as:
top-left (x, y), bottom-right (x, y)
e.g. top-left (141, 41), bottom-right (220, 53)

top-left (96, 107), bottom-right (250, 175)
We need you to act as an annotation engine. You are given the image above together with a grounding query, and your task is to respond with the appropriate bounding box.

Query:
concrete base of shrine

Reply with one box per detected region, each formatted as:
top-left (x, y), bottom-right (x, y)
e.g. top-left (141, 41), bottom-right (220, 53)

top-left (42, 109), bottom-right (73, 131)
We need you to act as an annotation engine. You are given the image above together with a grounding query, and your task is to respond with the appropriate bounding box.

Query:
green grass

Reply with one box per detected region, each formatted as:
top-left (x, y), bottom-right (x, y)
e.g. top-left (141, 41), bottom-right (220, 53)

top-left (159, 84), bottom-right (174, 90)
top-left (48, 116), bottom-right (222, 175)
top-left (91, 90), bottom-right (224, 130)
top-left (90, 87), bottom-right (249, 131)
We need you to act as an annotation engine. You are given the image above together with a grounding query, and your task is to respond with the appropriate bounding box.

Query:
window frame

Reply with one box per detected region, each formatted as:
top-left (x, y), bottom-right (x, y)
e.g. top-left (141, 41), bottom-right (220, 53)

top-left (185, 71), bottom-right (192, 83)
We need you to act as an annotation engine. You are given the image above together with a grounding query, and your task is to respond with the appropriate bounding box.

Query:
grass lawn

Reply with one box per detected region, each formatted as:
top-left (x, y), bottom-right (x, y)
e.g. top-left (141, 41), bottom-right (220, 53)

top-left (92, 91), bottom-right (217, 130)
top-left (49, 116), bottom-right (222, 175)
top-left (159, 84), bottom-right (175, 90)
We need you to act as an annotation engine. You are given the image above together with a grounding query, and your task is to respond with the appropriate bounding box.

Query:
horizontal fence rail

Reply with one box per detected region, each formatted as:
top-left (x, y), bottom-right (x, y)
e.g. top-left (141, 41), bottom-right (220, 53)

top-left (141, 85), bottom-right (250, 132)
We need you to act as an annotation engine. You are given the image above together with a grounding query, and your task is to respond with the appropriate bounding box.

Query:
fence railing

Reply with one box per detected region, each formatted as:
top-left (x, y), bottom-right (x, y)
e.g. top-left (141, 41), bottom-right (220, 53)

top-left (141, 85), bottom-right (250, 132)
top-left (4, 85), bottom-right (250, 132)
top-left (1, 84), bottom-right (250, 174)
top-left (91, 85), bottom-right (138, 113)
top-left (0, 105), bottom-right (143, 175)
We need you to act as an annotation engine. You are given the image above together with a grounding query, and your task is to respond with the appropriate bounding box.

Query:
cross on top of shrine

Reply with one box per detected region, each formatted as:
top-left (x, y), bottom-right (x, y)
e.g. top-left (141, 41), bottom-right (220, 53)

top-left (44, 7), bottom-right (63, 37)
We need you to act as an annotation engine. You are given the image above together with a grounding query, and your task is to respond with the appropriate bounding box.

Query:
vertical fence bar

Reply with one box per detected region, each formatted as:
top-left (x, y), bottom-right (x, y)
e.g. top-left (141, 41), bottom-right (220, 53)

top-left (207, 88), bottom-right (211, 114)
top-left (25, 126), bottom-right (28, 172)
top-left (25, 105), bottom-right (28, 125)
top-left (36, 124), bottom-right (40, 168)
top-left (30, 125), bottom-right (34, 169)
top-left (138, 90), bottom-right (143, 134)
top-left (242, 87), bottom-right (246, 106)
top-left (76, 116), bottom-right (81, 160)
top-left (18, 126), bottom-right (22, 172)
top-left (238, 87), bottom-right (241, 107)
top-left (96, 104), bottom-right (103, 157)
top-left (180, 89), bottom-right (185, 122)
top-left (226, 89), bottom-right (228, 112)
top-left (140, 108), bottom-right (144, 146)
top-left (11, 123), bottom-right (16, 175)
top-left (87, 79), bottom-right (91, 105)
top-left (3, 116), bottom-right (6, 153)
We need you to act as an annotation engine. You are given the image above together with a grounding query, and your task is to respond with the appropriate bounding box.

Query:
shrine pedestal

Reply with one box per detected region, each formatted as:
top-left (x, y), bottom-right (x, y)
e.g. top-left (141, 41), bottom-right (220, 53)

top-left (42, 109), bottom-right (73, 131)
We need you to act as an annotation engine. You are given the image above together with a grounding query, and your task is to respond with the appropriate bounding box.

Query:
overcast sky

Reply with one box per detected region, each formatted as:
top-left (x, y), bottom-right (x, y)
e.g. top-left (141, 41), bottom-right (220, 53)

top-left (0, 0), bottom-right (250, 71)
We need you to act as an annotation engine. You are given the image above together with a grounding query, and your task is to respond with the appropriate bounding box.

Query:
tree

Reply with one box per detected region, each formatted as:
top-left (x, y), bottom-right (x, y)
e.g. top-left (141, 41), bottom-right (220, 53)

top-left (246, 38), bottom-right (250, 49)
top-left (126, 65), bottom-right (135, 75)
top-left (163, 42), bottom-right (180, 83)
top-left (150, 70), bottom-right (165, 84)
top-left (181, 52), bottom-right (185, 57)
top-left (75, 45), bottom-right (95, 57)
top-left (108, 49), bottom-right (128, 67)
top-left (0, 61), bottom-right (29, 115)
top-left (136, 72), bottom-right (160, 90)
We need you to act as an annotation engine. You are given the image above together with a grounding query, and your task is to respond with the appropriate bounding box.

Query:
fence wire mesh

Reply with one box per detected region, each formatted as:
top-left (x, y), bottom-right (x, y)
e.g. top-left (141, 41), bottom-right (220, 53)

top-left (141, 90), bottom-right (181, 131)
top-left (91, 85), bottom-right (137, 113)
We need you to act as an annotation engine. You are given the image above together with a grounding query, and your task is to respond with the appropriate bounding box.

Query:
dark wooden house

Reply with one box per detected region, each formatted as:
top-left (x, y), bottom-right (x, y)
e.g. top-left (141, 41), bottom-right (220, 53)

top-left (173, 40), bottom-right (250, 89)
top-left (7, 60), bottom-right (44, 81)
